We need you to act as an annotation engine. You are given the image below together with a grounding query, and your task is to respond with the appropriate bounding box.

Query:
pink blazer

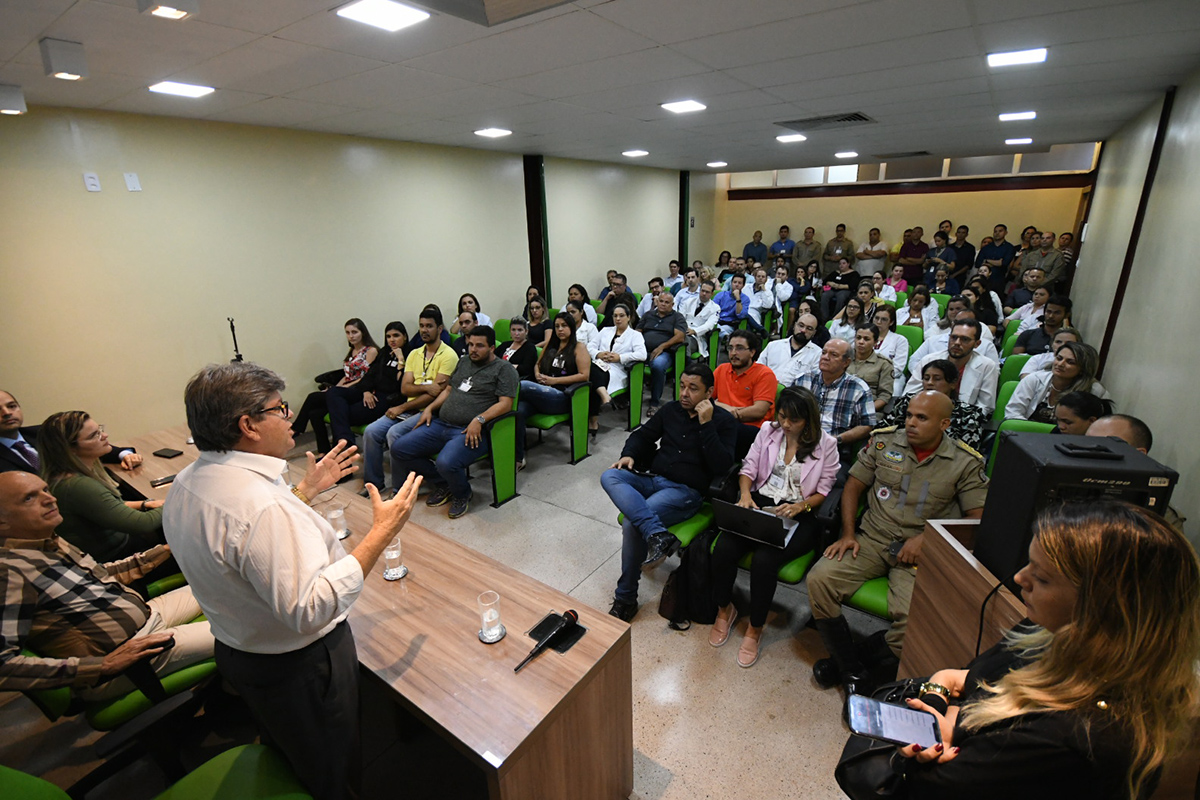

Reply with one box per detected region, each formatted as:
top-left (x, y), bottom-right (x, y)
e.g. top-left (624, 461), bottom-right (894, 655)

top-left (739, 425), bottom-right (840, 499)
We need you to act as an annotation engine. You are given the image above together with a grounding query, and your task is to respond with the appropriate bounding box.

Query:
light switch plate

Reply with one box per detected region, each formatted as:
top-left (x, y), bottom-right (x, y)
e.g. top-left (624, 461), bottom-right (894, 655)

top-left (83, 172), bottom-right (101, 192)
top-left (124, 172), bottom-right (142, 191)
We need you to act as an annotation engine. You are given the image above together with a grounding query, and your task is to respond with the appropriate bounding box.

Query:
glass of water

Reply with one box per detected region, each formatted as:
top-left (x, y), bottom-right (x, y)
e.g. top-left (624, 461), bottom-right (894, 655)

top-left (325, 506), bottom-right (349, 540)
top-left (478, 590), bottom-right (506, 644)
top-left (383, 537), bottom-right (407, 580)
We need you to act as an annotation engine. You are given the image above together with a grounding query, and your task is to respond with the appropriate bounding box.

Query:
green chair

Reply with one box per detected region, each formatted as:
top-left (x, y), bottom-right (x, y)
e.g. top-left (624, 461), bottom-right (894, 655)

top-left (608, 362), bottom-right (646, 430)
top-left (709, 532), bottom-right (816, 585)
top-left (987, 419), bottom-right (1055, 476)
top-left (493, 318), bottom-right (511, 338)
top-left (1002, 330), bottom-right (1021, 358)
top-left (998, 353), bottom-right (1031, 386)
top-left (896, 290), bottom-right (908, 308)
top-left (549, 307), bottom-right (560, 319)
top-left (0, 744), bottom-right (312, 800)
top-left (463, 389), bottom-right (520, 506)
top-left (931, 293), bottom-right (951, 318)
top-left (895, 325), bottom-right (924, 374)
top-left (618, 501), bottom-right (714, 549)
top-left (992, 380), bottom-right (1020, 422)
top-left (525, 382), bottom-right (590, 464)
top-left (589, 299), bottom-right (602, 312)
top-left (669, 346), bottom-right (687, 400)
top-left (846, 576), bottom-right (891, 619)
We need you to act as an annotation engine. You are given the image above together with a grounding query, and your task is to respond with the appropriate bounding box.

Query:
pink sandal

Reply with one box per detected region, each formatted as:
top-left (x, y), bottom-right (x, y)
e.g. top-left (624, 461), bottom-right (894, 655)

top-left (709, 604), bottom-right (738, 647)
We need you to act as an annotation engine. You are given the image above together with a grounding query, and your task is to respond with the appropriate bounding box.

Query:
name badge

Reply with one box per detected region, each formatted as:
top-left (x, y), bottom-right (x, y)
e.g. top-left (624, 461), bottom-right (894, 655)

top-left (767, 473), bottom-right (786, 491)
top-left (459, 377), bottom-right (473, 392)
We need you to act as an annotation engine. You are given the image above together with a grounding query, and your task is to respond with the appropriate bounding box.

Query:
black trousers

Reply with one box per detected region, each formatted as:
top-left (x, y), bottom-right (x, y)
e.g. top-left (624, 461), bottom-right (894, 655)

top-left (292, 390), bottom-right (330, 448)
top-left (588, 362), bottom-right (610, 416)
top-left (214, 622), bottom-right (359, 800)
top-left (711, 491), bottom-right (819, 628)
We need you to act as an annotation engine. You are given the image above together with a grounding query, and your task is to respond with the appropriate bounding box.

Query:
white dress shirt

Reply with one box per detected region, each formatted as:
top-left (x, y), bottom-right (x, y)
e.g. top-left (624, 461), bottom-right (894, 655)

top-left (593, 326), bottom-right (647, 392)
top-left (758, 338), bottom-right (821, 387)
top-left (897, 304), bottom-right (941, 330)
top-left (747, 285), bottom-right (775, 326)
top-left (904, 350), bottom-right (1000, 413)
top-left (675, 284), bottom-right (700, 309)
top-left (875, 330), bottom-right (910, 396)
top-left (875, 284), bottom-right (897, 303)
top-left (1019, 351), bottom-right (1054, 376)
top-left (828, 319), bottom-right (858, 343)
top-left (679, 294), bottom-right (720, 357)
top-left (580, 303), bottom-right (597, 324)
top-left (163, 450), bottom-right (363, 654)
top-left (1004, 372), bottom-right (1110, 421)
top-left (770, 277), bottom-right (794, 313)
top-left (637, 293), bottom-right (657, 317)
top-left (908, 328), bottom-right (999, 370)
top-left (576, 319), bottom-right (600, 353)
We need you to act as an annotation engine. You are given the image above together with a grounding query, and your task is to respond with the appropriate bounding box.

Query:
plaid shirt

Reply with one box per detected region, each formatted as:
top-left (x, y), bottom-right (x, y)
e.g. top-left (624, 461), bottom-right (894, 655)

top-left (794, 370), bottom-right (876, 437)
top-left (0, 537), bottom-right (168, 690)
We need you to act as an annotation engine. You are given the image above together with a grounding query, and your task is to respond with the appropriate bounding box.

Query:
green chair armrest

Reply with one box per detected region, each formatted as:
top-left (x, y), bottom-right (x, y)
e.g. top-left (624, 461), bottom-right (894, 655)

top-left (155, 744), bottom-right (312, 800)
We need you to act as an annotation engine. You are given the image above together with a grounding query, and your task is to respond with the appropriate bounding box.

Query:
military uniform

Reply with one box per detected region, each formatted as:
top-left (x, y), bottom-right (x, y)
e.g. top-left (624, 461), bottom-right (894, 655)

top-left (807, 425), bottom-right (989, 656)
top-left (846, 351), bottom-right (894, 408)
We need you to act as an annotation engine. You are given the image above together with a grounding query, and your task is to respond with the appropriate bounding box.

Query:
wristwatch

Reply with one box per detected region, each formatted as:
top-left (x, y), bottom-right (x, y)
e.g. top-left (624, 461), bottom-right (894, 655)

top-left (476, 415), bottom-right (487, 426)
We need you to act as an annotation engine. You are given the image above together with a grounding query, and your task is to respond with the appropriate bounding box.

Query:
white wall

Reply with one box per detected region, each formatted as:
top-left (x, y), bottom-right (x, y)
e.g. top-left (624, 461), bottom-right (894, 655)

top-left (543, 157), bottom-right (679, 304)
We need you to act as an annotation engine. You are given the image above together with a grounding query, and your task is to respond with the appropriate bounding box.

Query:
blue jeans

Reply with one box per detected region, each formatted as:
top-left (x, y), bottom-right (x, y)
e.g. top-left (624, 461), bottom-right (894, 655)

top-left (600, 468), bottom-right (703, 604)
top-left (515, 380), bottom-right (571, 460)
top-left (647, 351), bottom-right (673, 406)
top-left (362, 413), bottom-right (420, 489)
top-left (391, 417), bottom-right (487, 501)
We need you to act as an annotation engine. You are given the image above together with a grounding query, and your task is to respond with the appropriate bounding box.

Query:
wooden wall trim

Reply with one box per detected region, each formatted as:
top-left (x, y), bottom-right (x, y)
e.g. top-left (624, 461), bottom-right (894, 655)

top-left (727, 171), bottom-right (1096, 201)
top-left (523, 154), bottom-right (550, 299)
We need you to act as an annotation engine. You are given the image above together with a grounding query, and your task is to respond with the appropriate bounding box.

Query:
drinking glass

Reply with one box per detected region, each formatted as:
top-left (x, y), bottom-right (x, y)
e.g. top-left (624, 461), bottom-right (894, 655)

top-left (383, 537), bottom-right (407, 580)
top-left (325, 507), bottom-right (349, 540)
top-left (478, 590), bottom-right (506, 643)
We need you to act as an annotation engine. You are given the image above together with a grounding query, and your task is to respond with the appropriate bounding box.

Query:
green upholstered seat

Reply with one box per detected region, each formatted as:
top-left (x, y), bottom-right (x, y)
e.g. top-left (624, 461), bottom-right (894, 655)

top-left (0, 764), bottom-right (72, 800)
top-left (846, 576), bottom-right (890, 619)
top-left (526, 382), bottom-right (590, 464)
top-left (895, 325), bottom-right (924, 374)
top-left (493, 318), bottom-right (510, 338)
top-left (145, 573), bottom-right (187, 598)
top-left (607, 362), bottom-right (645, 431)
top-left (998, 353), bottom-right (1031, 386)
top-left (992, 380), bottom-right (1020, 422)
top-left (709, 533), bottom-right (816, 584)
top-left (86, 659), bottom-right (217, 731)
top-left (461, 389), bottom-right (520, 506)
top-left (320, 414), bottom-right (366, 438)
top-left (1002, 328), bottom-right (1020, 358)
top-left (931, 293), bottom-right (950, 318)
top-left (618, 501), bottom-right (713, 548)
top-left (987, 419), bottom-right (1055, 476)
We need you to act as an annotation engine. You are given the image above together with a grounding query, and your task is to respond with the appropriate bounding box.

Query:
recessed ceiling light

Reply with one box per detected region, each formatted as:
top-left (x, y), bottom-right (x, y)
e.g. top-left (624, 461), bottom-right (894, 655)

top-left (835, 151), bottom-right (858, 159)
top-left (661, 100), bottom-right (706, 114)
top-left (776, 134), bottom-right (807, 143)
top-left (148, 80), bottom-right (215, 98)
top-left (474, 128), bottom-right (512, 138)
top-left (706, 161), bottom-right (728, 168)
top-left (622, 150), bottom-right (649, 158)
top-left (0, 84), bottom-right (27, 115)
top-left (336, 0), bottom-right (429, 32)
top-left (1006, 138), bottom-right (1033, 145)
top-left (999, 111), bottom-right (1037, 122)
top-left (137, 0), bottom-right (199, 19)
top-left (987, 48), bottom-right (1047, 67)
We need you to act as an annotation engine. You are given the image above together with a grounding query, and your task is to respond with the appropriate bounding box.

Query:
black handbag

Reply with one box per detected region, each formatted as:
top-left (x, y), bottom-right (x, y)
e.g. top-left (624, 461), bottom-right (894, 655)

top-left (833, 678), bottom-right (925, 800)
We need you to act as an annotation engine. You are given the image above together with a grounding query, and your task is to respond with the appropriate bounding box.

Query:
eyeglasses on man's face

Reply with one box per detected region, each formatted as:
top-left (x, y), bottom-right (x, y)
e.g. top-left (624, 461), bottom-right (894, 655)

top-left (255, 400), bottom-right (291, 419)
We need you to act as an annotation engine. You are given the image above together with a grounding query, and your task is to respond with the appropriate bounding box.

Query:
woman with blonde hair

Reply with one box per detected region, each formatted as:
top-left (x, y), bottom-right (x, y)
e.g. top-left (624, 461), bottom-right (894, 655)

top-left (894, 501), bottom-right (1200, 799)
top-left (1004, 341), bottom-right (1109, 424)
top-left (39, 411), bottom-right (163, 561)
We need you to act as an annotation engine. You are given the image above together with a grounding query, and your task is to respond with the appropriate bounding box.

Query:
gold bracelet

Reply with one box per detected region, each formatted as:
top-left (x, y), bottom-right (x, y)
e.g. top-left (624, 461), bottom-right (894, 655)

top-left (918, 681), bottom-right (950, 700)
top-left (291, 486), bottom-right (311, 506)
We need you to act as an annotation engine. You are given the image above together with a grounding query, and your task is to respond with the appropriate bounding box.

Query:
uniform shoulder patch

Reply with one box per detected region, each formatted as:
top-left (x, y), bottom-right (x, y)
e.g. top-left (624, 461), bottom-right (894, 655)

top-left (871, 424), bottom-right (899, 436)
top-left (954, 439), bottom-right (985, 461)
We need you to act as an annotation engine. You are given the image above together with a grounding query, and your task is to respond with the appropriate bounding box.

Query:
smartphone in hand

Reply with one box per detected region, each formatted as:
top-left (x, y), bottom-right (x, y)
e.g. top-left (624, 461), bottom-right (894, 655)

top-left (846, 694), bottom-right (941, 748)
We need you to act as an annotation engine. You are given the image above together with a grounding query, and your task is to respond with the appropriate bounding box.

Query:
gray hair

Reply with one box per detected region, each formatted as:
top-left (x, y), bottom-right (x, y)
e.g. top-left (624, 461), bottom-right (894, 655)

top-left (184, 362), bottom-right (285, 452)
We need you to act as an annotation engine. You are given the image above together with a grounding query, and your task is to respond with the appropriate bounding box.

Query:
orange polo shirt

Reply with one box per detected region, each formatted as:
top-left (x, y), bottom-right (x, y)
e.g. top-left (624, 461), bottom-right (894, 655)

top-left (713, 362), bottom-right (777, 427)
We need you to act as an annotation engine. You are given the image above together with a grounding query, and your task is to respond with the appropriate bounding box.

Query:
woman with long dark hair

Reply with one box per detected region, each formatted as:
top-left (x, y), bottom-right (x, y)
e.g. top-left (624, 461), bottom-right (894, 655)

top-left (291, 318), bottom-right (379, 454)
top-left (514, 312), bottom-right (591, 466)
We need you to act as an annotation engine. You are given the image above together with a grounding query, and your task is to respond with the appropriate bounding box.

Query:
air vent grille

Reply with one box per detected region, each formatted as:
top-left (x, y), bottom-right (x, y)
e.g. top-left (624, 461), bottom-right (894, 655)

top-left (776, 112), bottom-right (875, 133)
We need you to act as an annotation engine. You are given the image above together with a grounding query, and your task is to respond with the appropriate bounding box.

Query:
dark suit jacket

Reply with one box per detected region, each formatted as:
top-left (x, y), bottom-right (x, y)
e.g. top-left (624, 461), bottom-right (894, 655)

top-left (0, 426), bottom-right (135, 474)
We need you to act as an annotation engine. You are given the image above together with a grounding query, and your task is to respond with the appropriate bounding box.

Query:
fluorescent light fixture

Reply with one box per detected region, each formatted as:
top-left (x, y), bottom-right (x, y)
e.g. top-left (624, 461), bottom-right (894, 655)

top-left (474, 128), bottom-right (512, 138)
top-left (706, 161), bottom-right (728, 168)
top-left (999, 111), bottom-right (1037, 122)
top-left (661, 99), bottom-right (706, 114)
top-left (137, 0), bottom-right (199, 19)
top-left (39, 38), bottom-right (89, 81)
top-left (776, 133), bottom-right (807, 143)
top-left (622, 150), bottom-right (649, 158)
top-left (148, 80), bottom-right (215, 98)
top-left (1006, 137), bottom-right (1033, 145)
top-left (337, 0), bottom-right (429, 32)
top-left (987, 48), bottom-right (1047, 67)
top-left (0, 84), bottom-right (27, 115)
top-left (835, 151), bottom-right (858, 159)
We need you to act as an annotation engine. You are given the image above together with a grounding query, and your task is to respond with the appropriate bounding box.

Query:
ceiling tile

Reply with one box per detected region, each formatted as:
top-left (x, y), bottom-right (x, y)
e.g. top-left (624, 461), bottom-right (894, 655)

top-left (92, 0), bottom-right (336, 35)
top-left (99, 86), bottom-right (268, 118)
top-left (588, 0), bottom-right (834, 45)
top-left (562, 70), bottom-right (754, 112)
top-left (170, 38), bottom-right (386, 97)
top-left (273, 6), bottom-right (494, 63)
top-left (0, 62), bottom-right (145, 108)
top-left (494, 47), bottom-right (709, 99)
top-left (204, 96), bottom-right (351, 126)
top-left (0, 0), bottom-right (74, 62)
top-left (285, 64), bottom-right (478, 109)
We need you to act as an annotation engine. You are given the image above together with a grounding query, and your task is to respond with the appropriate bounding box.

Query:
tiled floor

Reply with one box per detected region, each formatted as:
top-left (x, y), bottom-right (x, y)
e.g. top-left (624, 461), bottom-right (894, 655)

top-left (0, 408), bottom-right (887, 798)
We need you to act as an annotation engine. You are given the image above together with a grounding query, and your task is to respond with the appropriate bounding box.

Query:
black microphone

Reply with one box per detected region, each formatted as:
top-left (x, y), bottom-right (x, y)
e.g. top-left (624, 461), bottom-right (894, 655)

top-left (514, 610), bottom-right (578, 673)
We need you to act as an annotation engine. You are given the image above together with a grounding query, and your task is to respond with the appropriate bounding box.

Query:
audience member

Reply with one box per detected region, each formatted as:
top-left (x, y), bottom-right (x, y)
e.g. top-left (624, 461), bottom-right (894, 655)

top-left (808, 391), bottom-right (988, 694)
top-left (713, 330), bottom-right (777, 457)
top-left (872, 270), bottom-right (897, 303)
top-left (1053, 391), bottom-right (1112, 435)
top-left (923, 231), bottom-right (958, 286)
top-left (769, 225), bottom-right (796, 264)
top-left (591, 305), bottom-right (647, 408)
top-left (846, 325), bottom-right (894, 412)
top-left (596, 271), bottom-right (617, 301)
top-left (362, 309), bottom-right (457, 496)
top-left (769, 263), bottom-right (795, 335)
top-left (663, 260), bottom-right (684, 292)
top-left (714, 274), bottom-right (751, 340)
top-left (909, 304), bottom-right (999, 367)
top-left (675, 265), bottom-right (701, 309)
top-left (797, 299), bottom-right (832, 349)
top-left (38, 411), bottom-right (163, 562)
top-left (950, 224), bottom-right (975, 283)
top-left (1, 390), bottom-right (140, 475)
top-left (1086, 415), bottom-right (1189, 541)
top-left (821, 257), bottom-right (858, 318)
top-left (638, 292), bottom-right (687, 417)
top-left (977, 224), bottom-right (1017, 293)
top-left (451, 310), bottom-right (476, 356)
top-left (759, 313), bottom-right (822, 386)
top-left (799, 259), bottom-right (824, 299)
top-left (855, 228), bottom-right (887, 278)
top-left (927, 265), bottom-right (960, 296)
top-left (526, 294), bottom-right (553, 348)
top-left (829, 296), bottom-right (867, 342)
top-left (450, 293), bottom-right (491, 333)
top-left (884, 359), bottom-right (987, 449)
top-left (710, 387), bottom-right (839, 666)
top-left (715, 251), bottom-right (734, 282)
top-left (291, 318), bottom-right (379, 455)
top-left (1004, 265), bottom-right (1044, 313)
top-left (680, 279), bottom-right (720, 360)
top-left (1020, 230), bottom-right (1065, 290)
top-left (744, 266), bottom-right (774, 336)
top-left (871, 305), bottom-right (910, 398)
top-left (601, 363), bottom-right (737, 622)
top-left (720, 256), bottom-right (748, 290)
top-left (1018, 327), bottom-right (1080, 376)
top-left (597, 273), bottom-right (633, 322)
top-left (1012, 295), bottom-right (1071, 355)
top-left (893, 502), bottom-right (1198, 800)
top-left (324, 322), bottom-right (408, 452)
top-left (960, 286), bottom-right (999, 333)
top-left (742, 232), bottom-right (769, 273)
top-left (886, 263), bottom-right (909, 294)
top-left (823, 223), bottom-right (855, 276)
top-left (392, 326), bottom-right (518, 520)
top-left (0, 471), bottom-right (213, 698)
top-left (793, 339), bottom-right (876, 462)
top-left (566, 283), bottom-right (598, 324)
top-left (794, 227), bottom-right (822, 272)
top-left (636, 276), bottom-right (666, 317)
top-left (515, 313), bottom-right (591, 466)
top-left (1057, 231), bottom-right (1076, 271)
top-left (1004, 285), bottom-right (1049, 333)
top-left (164, 362), bottom-right (419, 800)
top-left (897, 285), bottom-right (939, 330)
top-left (1004, 342), bottom-right (1108, 423)
top-left (897, 226), bottom-right (930, 284)
top-left (967, 275), bottom-right (1004, 328)
top-left (564, 302), bottom-right (600, 356)
top-left (905, 320), bottom-right (1000, 414)
top-left (496, 316), bottom-right (539, 381)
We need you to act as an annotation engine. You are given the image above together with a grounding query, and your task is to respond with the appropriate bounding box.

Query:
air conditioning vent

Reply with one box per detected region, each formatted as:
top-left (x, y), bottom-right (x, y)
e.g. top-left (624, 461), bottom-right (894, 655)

top-left (873, 150), bottom-right (933, 159)
top-left (776, 112), bottom-right (876, 133)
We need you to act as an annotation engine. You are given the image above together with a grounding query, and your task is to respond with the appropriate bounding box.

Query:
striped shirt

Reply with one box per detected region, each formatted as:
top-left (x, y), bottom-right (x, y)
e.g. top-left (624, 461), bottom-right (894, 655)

top-left (0, 537), bottom-right (168, 690)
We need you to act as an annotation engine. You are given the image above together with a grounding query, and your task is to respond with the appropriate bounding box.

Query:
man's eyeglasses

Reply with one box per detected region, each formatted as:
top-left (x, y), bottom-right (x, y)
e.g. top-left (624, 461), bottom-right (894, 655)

top-left (255, 400), bottom-right (291, 419)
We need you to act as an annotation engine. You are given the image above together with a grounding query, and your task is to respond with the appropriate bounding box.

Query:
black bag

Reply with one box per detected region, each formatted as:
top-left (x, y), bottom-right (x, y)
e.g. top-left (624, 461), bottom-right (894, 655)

top-left (657, 529), bottom-right (718, 630)
top-left (834, 678), bottom-right (925, 800)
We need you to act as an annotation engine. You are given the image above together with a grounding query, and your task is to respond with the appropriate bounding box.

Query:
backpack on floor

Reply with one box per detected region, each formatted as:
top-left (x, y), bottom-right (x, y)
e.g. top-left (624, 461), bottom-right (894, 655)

top-left (657, 529), bottom-right (718, 630)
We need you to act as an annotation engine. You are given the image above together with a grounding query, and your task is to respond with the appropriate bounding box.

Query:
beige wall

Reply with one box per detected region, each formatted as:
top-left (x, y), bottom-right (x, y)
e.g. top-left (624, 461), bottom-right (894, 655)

top-left (704, 185), bottom-right (1084, 277)
top-left (0, 107), bottom-right (529, 439)
top-left (1078, 74), bottom-right (1200, 542)
top-left (543, 157), bottom-right (679, 304)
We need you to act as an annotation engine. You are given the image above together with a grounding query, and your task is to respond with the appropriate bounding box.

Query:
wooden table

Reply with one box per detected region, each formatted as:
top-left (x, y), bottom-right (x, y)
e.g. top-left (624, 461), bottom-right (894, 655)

top-left (114, 428), bottom-right (634, 800)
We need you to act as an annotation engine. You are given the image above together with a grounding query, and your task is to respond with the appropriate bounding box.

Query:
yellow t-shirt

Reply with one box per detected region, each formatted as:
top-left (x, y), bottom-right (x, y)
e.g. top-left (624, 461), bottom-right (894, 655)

top-left (403, 343), bottom-right (459, 400)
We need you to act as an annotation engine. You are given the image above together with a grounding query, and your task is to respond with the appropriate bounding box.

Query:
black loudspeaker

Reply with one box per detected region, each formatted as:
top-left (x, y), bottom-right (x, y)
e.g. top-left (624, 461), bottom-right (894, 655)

top-left (975, 432), bottom-right (1177, 591)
